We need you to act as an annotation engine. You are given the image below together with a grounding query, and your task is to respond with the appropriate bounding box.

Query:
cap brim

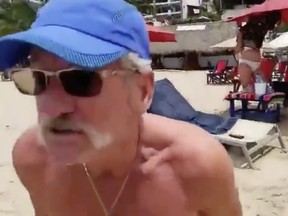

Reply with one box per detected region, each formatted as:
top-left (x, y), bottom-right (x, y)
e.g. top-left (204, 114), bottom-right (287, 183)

top-left (0, 25), bottom-right (129, 70)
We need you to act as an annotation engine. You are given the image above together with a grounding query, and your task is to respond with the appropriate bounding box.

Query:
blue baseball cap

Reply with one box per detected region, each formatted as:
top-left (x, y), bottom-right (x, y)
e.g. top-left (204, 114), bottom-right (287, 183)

top-left (0, 0), bottom-right (150, 70)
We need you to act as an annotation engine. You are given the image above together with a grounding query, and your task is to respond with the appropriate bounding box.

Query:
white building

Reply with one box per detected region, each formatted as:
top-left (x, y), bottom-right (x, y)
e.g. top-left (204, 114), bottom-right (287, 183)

top-left (144, 0), bottom-right (183, 19)
top-left (143, 0), bottom-right (212, 21)
top-left (182, 0), bottom-right (203, 19)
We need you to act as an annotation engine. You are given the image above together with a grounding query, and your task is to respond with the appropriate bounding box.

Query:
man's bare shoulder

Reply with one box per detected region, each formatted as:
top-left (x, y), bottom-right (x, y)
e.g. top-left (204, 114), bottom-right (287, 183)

top-left (141, 114), bottom-right (241, 215)
top-left (170, 120), bottom-right (232, 178)
top-left (13, 126), bottom-right (47, 173)
top-left (13, 127), bottom-right (48, 213)
top-left (142, 113), bottom-right (234, 183)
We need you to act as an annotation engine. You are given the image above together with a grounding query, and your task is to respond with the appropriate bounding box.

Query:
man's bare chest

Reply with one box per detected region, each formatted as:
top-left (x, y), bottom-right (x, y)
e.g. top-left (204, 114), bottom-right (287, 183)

top-left (38, 164), bottom-right (195, 216)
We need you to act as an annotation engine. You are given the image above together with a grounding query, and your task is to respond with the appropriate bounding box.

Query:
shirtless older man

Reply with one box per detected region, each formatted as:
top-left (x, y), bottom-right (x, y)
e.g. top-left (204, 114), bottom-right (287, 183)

top-left (0, 0), bottom-right (242, 215)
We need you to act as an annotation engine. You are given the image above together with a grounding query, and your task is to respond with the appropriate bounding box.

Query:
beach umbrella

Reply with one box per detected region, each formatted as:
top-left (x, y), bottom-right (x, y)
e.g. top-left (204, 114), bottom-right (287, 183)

top-left (225, 0), bottom-right (288, 23)
top-left (146, 24), bottom-right (176, 42)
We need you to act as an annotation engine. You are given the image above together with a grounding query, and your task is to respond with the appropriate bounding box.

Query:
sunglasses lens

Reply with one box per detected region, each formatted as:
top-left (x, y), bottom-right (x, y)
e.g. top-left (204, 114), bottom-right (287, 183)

top-left (12, 69), bottom-right (46, 95)
top-left (59, 70), bottom-right (102, 97)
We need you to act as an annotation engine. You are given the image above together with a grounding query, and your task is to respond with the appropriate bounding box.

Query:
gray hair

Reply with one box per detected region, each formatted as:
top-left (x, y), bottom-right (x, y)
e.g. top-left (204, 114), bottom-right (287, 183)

top-left (121, 53), bottom-right (152, 74)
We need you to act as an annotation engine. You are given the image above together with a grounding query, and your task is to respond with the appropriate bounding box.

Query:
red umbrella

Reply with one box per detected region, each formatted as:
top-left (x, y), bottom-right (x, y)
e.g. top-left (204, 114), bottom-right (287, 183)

top-left (226, 0), bottom-right (288, 23)
top-left (146, 24), bottom-right (176, 42)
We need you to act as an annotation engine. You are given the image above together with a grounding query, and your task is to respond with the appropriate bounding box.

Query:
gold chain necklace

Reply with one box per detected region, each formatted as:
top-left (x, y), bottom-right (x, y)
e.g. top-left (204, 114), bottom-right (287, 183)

top-left (83, 163), bottom-right (130, 216)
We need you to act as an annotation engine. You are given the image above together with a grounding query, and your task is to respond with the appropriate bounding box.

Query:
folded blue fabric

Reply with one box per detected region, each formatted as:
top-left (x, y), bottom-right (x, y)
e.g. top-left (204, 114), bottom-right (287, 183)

top-left (149, 78), bottom-right (198, 121)
top-left (148, 78), bottom-right (237, 135)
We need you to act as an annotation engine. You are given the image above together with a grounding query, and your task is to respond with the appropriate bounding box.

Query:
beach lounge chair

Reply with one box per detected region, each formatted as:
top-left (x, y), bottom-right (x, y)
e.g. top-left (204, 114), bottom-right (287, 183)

top-left (229, 66), bottom-right (241, 92)
top-left (214, 119), bottom-right (285, 169)
top-left (149, 78), bottom-right (286, 169)
top-left (272, 67), bottom-right (288, 103)
top-left (284, 67), bottom-right (288, 83)
top-left (206, 60), bottom-right (230, 85)
top-left (272, 61), bottom-right (288, 81)
top-left (225, 91), bottom-right (285, 123)
top-left (225, 58), bottom-right (285, 123)
top-left (260, 58), bottom-right (277, 83)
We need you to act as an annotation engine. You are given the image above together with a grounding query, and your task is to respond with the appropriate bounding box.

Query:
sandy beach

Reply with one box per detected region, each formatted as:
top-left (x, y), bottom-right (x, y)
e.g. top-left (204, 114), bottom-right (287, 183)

top-left (1, 70), bottom-right (288, 216)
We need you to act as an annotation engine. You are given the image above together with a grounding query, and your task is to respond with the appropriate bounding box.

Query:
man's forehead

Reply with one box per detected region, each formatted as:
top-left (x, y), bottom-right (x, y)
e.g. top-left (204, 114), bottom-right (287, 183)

top-left (30, 47), bottom-right (70, 70)
top-left (30, 47), bottom-right (54, 61)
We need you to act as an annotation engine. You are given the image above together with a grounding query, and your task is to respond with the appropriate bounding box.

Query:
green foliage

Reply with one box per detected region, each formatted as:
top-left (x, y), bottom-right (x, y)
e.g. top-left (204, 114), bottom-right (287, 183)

top-left (275, 23), bottom-right (288, 33)
top-left (201, 0), bottom-right (222, 21)
top-left (126, 0), bottom-right (143, 8)
top-left (212, 0), bottom-right (222, 14)
top-left (0, 0), bottom-right (153, 37)
top-left (0, 1), bottom-right (36, 36)
top-left (126, 0), bottom-right (154, 14)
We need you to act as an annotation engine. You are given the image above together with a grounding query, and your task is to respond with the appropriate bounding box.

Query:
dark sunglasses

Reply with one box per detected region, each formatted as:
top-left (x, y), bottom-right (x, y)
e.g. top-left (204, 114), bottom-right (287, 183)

top-left (11, 68), bottom-right (112, 97)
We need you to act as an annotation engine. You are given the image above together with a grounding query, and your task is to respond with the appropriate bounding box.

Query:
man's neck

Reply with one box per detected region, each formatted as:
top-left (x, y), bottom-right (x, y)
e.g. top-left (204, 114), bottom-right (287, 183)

top-left (83, 138), bottom-right (141, 179)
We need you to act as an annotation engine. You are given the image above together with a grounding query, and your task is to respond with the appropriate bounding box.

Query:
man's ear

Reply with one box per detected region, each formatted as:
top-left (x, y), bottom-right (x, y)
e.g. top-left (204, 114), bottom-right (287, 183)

top-left (139, 72), bottom-right (154, 113)
top-left (144, 72), bottom-right (154, 111)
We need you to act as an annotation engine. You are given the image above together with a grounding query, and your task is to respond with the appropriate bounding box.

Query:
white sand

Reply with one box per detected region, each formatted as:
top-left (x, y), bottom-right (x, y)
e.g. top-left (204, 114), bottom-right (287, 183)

top-left (1, 71), bottom-right (288, 216)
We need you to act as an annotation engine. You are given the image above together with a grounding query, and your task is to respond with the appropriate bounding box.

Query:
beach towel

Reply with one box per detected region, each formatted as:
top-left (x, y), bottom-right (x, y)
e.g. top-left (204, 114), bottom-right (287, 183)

top-left (148, 78), bottom-right (237, 135)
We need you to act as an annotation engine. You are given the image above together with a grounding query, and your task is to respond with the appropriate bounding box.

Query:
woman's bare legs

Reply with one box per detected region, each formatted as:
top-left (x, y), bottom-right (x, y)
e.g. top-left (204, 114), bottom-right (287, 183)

top-left (238, 63), bottom-right (254, 92)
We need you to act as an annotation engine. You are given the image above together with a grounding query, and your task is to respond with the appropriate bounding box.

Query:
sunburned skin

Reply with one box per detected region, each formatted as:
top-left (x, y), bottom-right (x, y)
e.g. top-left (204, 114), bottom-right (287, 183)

top-left (13, 114), bottom-right (242, 216)
top-left (0, 0), bottom-right (242, 215)
top-left (12, 50), bottom-right (242, 216)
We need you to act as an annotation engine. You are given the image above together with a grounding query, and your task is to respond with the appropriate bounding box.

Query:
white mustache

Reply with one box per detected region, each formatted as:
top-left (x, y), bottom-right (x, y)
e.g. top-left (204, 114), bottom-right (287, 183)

top-left (39, 116), bottom-right (114, 149)
top-left (43, 118), bottom-right (83, 131)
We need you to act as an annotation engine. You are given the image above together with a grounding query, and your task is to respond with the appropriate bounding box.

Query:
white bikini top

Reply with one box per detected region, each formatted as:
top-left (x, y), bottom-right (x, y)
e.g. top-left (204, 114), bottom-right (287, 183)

top-left (237, 47), bottom-right (261, 72)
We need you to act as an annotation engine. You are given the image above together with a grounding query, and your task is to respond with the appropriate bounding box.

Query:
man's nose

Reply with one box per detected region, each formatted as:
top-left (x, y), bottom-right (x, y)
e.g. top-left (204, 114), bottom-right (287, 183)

top-left (36, 77), bottom-right (75, 117)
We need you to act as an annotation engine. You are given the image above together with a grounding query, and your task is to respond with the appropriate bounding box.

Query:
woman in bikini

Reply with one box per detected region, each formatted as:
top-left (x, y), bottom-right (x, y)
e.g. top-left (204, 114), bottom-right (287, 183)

top-left (235, 12), bottom-right (281, 92)
top-left (235, 24), bottom-right (265, 92)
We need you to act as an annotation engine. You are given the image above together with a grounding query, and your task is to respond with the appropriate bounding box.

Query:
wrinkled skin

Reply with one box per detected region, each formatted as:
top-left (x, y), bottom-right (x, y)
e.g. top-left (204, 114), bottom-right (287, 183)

top-left (12, 49), bottom-right (242, 216)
